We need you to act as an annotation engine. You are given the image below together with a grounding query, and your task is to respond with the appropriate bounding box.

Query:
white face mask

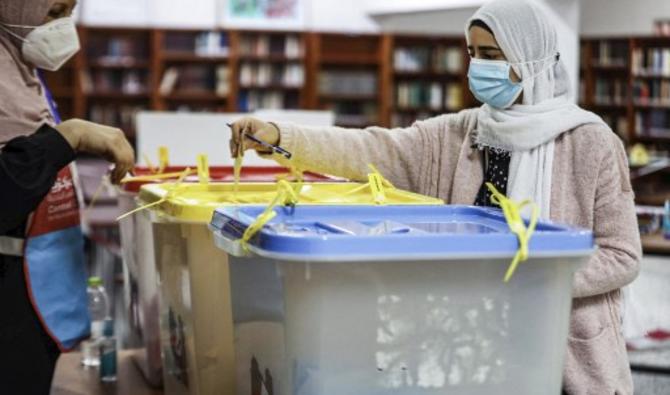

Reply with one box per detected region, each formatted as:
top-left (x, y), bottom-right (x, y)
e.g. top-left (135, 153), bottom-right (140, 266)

top-left (0, 17), bottom-right (80, 71)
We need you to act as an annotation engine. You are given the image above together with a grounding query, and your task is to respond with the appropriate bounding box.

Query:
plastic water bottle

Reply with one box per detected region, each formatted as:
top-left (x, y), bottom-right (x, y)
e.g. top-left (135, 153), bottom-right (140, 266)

top-left (99, 318), bottom-right (118, 382)
top-left (81, 276), bottom-right (109, 367)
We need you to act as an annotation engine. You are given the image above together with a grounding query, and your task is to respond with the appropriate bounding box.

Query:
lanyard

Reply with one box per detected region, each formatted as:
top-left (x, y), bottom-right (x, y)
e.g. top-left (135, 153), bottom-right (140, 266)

top-left (36, 69), bottom-right (62, 124)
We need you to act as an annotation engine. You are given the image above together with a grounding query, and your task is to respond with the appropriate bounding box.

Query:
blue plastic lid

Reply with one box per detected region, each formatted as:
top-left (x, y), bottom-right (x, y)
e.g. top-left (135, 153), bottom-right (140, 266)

top-left (210, 205), bottom-right (594, 261)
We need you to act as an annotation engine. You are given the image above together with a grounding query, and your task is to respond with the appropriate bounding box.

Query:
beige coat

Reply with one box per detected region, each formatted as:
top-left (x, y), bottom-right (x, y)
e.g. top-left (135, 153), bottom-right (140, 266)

top-left (273, 108), bottom-right (642, 395)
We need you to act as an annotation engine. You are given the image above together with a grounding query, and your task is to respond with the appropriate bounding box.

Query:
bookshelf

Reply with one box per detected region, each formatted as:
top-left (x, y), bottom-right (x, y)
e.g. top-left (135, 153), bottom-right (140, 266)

top-left (308, 33), bottom-right (386, 128)
top-left (79, 27), bottom-right (154, 138)
top-left (389, 35), bottom-right (472, 127)
top-left (44, 27), bottom-right (476, 137)
top-left (579, 38), bottom-right (632, 142)
top-left (580, 36), bottom-right (670, 147)
top-left (234, 30), bottom-right (307, 112)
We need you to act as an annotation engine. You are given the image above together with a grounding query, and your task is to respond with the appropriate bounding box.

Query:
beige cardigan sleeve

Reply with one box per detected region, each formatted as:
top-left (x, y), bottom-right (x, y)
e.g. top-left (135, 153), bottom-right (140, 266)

top-left (270, 114), bottom-right (456, 194)
top-left (572, 132), bottom-right (642, 298)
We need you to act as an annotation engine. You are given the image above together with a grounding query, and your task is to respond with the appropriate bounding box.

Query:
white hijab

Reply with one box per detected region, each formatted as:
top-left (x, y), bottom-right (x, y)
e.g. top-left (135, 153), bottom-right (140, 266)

top-left (466, 0), bottom-right (606, 218)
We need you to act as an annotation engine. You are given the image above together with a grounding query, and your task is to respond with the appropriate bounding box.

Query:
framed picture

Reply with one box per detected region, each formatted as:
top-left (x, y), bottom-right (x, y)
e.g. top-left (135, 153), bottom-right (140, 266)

top-left (222, 0), bottom-right (305, 29)
top-left (655, 20), bottom-right (670, 37)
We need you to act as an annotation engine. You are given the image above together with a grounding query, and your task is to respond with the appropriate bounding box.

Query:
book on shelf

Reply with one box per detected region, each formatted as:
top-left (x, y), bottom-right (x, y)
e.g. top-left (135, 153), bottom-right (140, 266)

top-left (285, 35), bottom-right (302, 58)
top-left (632, 48), bottom-right (670, 77)
top-left (330, 102), bottom-right (377, 127)
top-left (194, 32), bottom-right (229, 57)
top-left (216, 66), bottom-right (230, 97)
top-left (392, 112), bottom-right (435, 128)
top-left (319, 71), bottom-right (377, 96)
top-left (88, 104), bottom-right (146, 134)
top-left (239, 34), bottom-right (302, 58)
top-left (238, 90), bottom-right (298, 112)
top-left (592, 41), bottom-right (628, 67)
top-left (433, 46), bottom-right (464, 73)
top-left (636, 110), bottom-right (670, 137)
top-left (90, 36), bottom-right (148, 66)
top-left (594, 78), bottom-right (627, 105)
top-left (394, 47), bottom-right (431, 72)
top-left (159, 65), bottom-right (230, 96)
top-left (633, 80), bottom-right (670, 106)
top-left (394, 46), bottom-right (463, 73)
top-left (396, 82), bottom-right (441, 110)
top-left (444, 83), bottom-right (463, 110)
top-left (82, 69), bottom-right (148, 94)
top-left (601, 114), bottom-right (629, 141)
top-left (159, 67), bottom-right (179, 95)
top-left (239, 63), bottom-right (304, 87)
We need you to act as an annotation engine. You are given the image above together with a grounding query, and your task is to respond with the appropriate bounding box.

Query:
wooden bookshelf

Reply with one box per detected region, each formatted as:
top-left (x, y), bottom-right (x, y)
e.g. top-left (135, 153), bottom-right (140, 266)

top-left (581, 37), bottom-right (670, 220)
top-left (581, 36), bottom-right (670, 147)
top-left (308, 33), bottom-right (387, 127)
top-left (43, 26), bottom-right (478, 137)
top-left (389, 34), bottom-right (473, 127)
top-left (233, 30), bottom-right (307, 112)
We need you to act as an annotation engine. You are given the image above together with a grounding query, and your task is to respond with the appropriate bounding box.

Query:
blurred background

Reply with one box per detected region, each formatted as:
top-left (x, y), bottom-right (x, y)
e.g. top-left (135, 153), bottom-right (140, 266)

top-left (44, 1), bottom-right (670, 394)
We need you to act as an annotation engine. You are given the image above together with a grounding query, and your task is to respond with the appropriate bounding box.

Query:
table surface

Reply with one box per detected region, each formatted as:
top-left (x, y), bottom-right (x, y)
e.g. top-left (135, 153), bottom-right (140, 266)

top-left (51, 350), bottom-right (163, 395)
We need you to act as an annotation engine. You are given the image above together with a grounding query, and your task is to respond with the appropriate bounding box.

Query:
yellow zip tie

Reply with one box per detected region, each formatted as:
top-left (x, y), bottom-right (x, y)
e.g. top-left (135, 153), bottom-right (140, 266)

top-left (83, 174), bottom-right (110, 217)
top-left (276, 179), bottom-right (300, 206)
top-left (368, 173), bottom-right (386, 205)
top-left (486, 183), bottom-right (539, 282)
top-left (120, 169), bottom-right (196, 184)
top-left (116, 168), bottom-right (192, 221)
top-left (197, 154), bottom-right (210, 184)
top-left (142, 153), bottom-right (157, 174)
top-left (158, 146), bottom-right (169, 174)
top-left (368, 164), bottom-right (394, 188)
top-left (240, 179), bottom-right (300, 250)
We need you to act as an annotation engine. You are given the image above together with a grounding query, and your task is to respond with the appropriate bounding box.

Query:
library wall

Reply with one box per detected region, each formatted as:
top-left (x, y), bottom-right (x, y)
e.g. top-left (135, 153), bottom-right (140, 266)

top-left (581, 0), bottom-right (670, 36)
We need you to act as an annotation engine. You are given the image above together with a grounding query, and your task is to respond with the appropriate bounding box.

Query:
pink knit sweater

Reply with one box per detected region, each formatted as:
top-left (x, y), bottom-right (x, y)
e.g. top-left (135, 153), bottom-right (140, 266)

top-left (273, 108), bottom-right (642, 395)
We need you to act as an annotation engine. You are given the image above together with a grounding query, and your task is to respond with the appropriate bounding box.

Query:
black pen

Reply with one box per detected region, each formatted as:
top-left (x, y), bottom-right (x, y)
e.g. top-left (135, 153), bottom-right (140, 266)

top-left (227, 123), bottom-right (292, 159)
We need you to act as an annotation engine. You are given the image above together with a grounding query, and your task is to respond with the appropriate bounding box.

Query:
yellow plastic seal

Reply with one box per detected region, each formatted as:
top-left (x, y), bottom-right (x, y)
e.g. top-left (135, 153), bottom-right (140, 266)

top-left (486, 182), bottom-right (539, 282)
top-left (240, 179), bottom-right (299, 250)
top-left (158, 146), bottom-right (169, 173)
top-left (117, 168), bottom-right (192, 221)
top-left (197, 154), bottom-right (210, 184)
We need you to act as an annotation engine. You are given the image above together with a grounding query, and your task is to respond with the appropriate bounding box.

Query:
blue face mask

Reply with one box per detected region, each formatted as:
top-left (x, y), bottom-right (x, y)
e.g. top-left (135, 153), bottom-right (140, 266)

top-left (468, 58), bottom-right (522, 109)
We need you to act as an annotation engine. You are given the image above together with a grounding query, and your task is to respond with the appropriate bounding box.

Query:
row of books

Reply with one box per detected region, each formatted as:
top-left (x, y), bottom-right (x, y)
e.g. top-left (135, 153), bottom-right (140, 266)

top-left (591, 41), bottom-right (628, 67)
top-left (238, 91), bottom-right (300, 112)
top-left (594, 78), bottom-right (627, 105)
top-left (88, 104), bottom-right (146, 135)
top-left (81, 70), bottom-right (147, 95)
top-left (87, 36), bottom-right (149, 66)
top-left (159, 65), bottom-right (230, 97)
top-left (632, 48), bottom-right (670, 77)
top-left (164, 32), bottom-right (230, 57)
top-left (601, 114), bottom-right (629, 141)
top-left (391, 112), bottom-right (437, 128)
top-left (239, 34), bottom-right (302, 58)
top-left (633, 80), bottom-right (670, 106)
top-left (319, 71), bottom-right (377, 96)
top-left (328, 102), bottom-right (377, 127)
top-left (396, 82), bottom-right (463, 110)
top-left (393, 47), bottom-right (463, 73)
top-left (169, 103), bottom-right (226, 113)
top-left (635, 110), bottom-right (670, 137)
top-left (239, 63), bottom-right (304, 87)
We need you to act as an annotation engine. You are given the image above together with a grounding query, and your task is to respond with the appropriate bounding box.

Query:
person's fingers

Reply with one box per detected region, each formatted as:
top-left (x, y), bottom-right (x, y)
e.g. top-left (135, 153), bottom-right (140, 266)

top-left (106, 129), bottom-right (134, 184)
top-left (230, 120), bottom-right (246, 157)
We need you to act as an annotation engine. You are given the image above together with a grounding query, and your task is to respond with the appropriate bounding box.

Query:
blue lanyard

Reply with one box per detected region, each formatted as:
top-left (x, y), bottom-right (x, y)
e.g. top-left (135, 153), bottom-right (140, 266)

top-left (36, 69), bottom-right (62, 124)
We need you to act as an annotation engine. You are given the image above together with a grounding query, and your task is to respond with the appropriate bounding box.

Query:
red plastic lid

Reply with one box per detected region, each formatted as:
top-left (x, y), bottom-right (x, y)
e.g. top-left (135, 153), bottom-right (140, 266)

top-left (121, 166), bottom-right (333, 193)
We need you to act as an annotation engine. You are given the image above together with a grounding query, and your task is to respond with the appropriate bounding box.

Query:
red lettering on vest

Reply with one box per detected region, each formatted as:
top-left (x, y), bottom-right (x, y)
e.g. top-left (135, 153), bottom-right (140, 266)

top-left (29, 166), bottom-right (81, 237)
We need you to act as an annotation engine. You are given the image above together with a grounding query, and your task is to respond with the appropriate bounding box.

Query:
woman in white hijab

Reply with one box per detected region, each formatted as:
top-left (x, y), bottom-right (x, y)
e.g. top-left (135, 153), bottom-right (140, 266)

top-left (230, 0), bottom-right (640, 393)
